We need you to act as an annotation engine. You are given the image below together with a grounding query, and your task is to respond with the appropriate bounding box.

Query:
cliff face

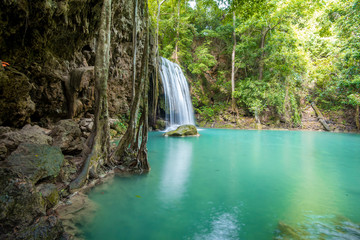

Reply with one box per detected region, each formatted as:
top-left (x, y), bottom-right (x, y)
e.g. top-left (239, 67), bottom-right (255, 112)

top-left (0, 0), bottom-right (150, 127)
top-left (0, 0), bottom-right (152, 238)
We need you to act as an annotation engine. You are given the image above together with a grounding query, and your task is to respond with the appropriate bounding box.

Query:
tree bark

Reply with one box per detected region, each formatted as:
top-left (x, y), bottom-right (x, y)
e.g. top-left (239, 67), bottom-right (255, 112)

top-left (356, 105), bottom-right (359, 131)
top-left (132, 0), bottom-right (138, 103)
top-left (112, 2), bottom-right (150, 173)
top-left (231, 11), bottom-right (236, 112)
top-left (69, 0), bottom-right (111, 191)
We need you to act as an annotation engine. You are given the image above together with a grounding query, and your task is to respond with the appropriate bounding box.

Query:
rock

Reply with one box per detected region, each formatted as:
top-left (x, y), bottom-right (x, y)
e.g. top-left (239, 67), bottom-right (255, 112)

top-left (50, 119), bottom-right (84, 155)
top-left (0, 143), bottom-right (7, 161)
top-left (5, 143), bottom-right (64, 184)
top-left (57, 192), bottom-right (97, 239)
top-left (0, 167), bottom-right (46, 235)
top-left (275, 216), bottom-right (360, 240)
top-left (155, 119), bottom-right (166, 130)
top-left (164, 125), bottom-right (199, 137)
top-left (0, 126), bottom-right (11, 135)
top-left (59, 157), bottom-right (78, 184)
top-left (0, 125), bottom-right (53, 160)
top-left (5, 215), bottom-right (65, 240)
top-left (0, 69), bottom-right (36, 128)
top-left (36, 183), bottom-right (59, 209)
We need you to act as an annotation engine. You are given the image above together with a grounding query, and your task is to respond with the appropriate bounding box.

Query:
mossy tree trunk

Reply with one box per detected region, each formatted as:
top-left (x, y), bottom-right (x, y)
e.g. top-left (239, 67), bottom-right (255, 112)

top-left (111, 0), bottom-right (150, 173)
top-left (69, 0), bottom-right (111, 191)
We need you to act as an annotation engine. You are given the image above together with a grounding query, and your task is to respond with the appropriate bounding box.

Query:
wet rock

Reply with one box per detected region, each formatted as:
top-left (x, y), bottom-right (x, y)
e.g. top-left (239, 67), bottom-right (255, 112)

top-left (155, 119), bottom-right (166, 130)
top-left (164, 125), bottom-right (199, 137)
top-left (57, 192), bottom-right (97, 239)
top-left (36, 183), bottom-right (59, 209)
top-left (0, 125), bottom-right (53, 160)
top-left (0, 167), bottom-right (46, 235)
top-left (274, 216), bottom-right (360, 240)
top-left (50, 119), bottom-right (84, 155)
top-left (5, 143), bottom-right (64, 184)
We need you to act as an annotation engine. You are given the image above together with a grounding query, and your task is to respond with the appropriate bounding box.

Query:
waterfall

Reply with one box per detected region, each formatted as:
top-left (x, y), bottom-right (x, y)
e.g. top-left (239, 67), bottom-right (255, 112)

top-left (159, 57), bottom-right (195, 131)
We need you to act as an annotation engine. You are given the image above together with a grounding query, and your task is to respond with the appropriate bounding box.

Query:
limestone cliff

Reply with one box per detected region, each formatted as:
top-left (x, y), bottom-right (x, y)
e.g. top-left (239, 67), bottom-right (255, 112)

top-left (0, 0), bottom-right (153, 238)
top-left (0, 0), bottom-right (153, 127)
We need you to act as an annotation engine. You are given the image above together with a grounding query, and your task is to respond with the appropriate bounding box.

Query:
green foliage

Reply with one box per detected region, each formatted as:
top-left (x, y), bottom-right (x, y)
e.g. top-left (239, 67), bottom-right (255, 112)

top-left (196, 103), bottom-right (227, 122)
top-left (151, 0), bottom-right (360, 126)
top-left (188, 41), bottom-right (217, 74)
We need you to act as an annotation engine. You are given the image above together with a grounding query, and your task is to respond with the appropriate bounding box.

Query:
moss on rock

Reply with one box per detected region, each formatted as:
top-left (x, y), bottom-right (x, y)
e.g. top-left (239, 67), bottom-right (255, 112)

top-left (164, 125), bottom-right (199, 137)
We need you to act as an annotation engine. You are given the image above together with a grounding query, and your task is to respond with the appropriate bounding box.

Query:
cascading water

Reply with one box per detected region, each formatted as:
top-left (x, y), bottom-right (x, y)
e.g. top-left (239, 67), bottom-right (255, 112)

top-left (160, 57), bottom-right (195, 131)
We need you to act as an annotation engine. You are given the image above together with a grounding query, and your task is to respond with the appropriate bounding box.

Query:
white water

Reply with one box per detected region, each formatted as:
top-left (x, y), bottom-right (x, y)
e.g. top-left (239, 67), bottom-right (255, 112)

top-left (160, 57), bottom-right (195, 131)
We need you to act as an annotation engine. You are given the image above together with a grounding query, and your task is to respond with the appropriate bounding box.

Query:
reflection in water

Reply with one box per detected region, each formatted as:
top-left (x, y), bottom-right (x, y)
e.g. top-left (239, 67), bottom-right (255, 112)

top-left (160, 139), bottom-right (193, 202)
top-left (193, 206), bottom-right (242, 240)
top-left (284, 133), bottom-right (343, 223)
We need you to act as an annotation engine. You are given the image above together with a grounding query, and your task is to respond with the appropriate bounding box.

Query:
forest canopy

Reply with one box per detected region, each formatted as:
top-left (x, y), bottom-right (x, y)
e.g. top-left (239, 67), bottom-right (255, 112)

top-left (149, 0), bottom-right (360, 128)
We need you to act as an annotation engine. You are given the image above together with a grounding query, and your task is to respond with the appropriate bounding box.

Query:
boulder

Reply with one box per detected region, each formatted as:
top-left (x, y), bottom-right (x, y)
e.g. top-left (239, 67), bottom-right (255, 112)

top-left (0, 126), bottom-right (11, 135)
top-left (50, 119), bottom-right (84, 155)
top-left (0, 167), bottom-right (46, 235)
top-left (0, 125), bottom-right (53, 160)
top-left (164, 125), bottom-right (199, 137)
top-left (2, 215), bottom-right (65, 240)
top-left (5, 143), bottom-right (64, 184)
top-left (36, 183), bottom-right (59, 209)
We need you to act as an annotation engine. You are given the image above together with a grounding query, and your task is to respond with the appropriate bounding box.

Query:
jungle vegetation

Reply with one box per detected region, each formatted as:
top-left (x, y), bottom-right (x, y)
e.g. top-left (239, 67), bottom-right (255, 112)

top-left (149, 0), bottom-right (360, 129)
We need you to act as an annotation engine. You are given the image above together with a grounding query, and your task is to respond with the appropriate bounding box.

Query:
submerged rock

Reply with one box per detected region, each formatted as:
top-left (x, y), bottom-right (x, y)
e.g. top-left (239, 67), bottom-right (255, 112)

top-left (164, 125), bottom-right (199, 137)
top-left (56, 192), bottom-right (98, 239)
top-left (274, 215), bottom-right (360, 240)
top-left (5, 143), bottom-right (64, 184)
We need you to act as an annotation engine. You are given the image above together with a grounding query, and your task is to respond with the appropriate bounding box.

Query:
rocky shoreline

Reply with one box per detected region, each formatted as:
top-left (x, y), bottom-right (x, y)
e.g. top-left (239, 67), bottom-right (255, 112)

top-left (1, 108), bottom-right (357, 239)
top-left (0, 118), bottom-right (125, 239)
top-left (195, 104), bottom-right (359, 133)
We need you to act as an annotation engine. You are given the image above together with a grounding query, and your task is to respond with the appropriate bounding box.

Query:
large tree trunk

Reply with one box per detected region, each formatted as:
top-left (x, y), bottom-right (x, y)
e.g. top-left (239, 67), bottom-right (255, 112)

top-left (137, 6), bottom-right (151, 171)
top-left (111, 1), bottom-right (150, 173)
top-left (231, 11), bottom-right (236, 112)
top-left (69, 0), bottom-right (111, 191)
top-left (132, 0), bottom-right (138, 102)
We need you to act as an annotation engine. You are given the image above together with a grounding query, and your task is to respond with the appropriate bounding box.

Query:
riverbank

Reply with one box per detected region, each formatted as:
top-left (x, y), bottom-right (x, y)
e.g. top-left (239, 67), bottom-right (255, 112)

top-left (0, 118), bottom-right (126, 239)
top-left (195, 104), bottom-right (359, 133)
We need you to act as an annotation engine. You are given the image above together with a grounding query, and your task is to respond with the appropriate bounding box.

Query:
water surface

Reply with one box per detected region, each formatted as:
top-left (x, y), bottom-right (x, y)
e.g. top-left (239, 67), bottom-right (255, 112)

top-left (80, 129), bottom-right (360, 239)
